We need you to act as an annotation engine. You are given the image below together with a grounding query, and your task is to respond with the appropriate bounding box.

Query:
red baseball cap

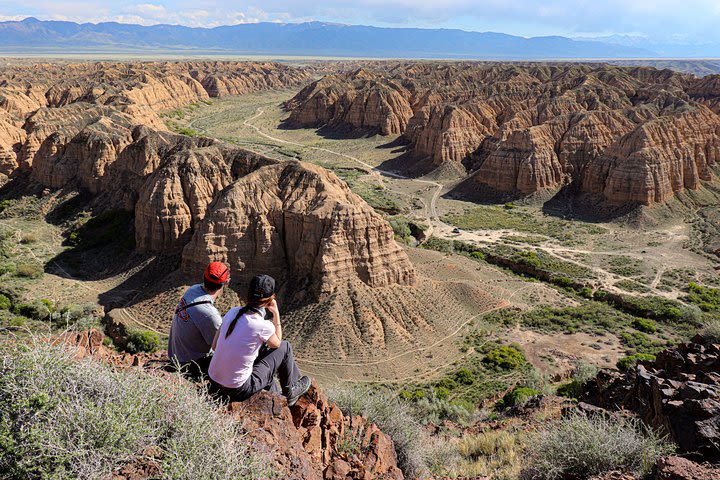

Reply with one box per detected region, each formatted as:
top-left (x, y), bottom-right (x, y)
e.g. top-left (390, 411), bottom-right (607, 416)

top-left (204, 262), bottom-right (229, 285)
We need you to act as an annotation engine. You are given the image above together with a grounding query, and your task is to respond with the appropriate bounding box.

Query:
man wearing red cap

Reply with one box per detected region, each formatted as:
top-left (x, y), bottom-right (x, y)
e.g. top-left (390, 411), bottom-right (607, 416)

top-left (168, 261), bottom-right (229, 377)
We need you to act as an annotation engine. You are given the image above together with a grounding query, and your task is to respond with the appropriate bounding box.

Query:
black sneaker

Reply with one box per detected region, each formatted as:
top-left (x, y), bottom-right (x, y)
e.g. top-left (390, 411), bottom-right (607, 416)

top-left (286, 375), bottom-right (311, 407)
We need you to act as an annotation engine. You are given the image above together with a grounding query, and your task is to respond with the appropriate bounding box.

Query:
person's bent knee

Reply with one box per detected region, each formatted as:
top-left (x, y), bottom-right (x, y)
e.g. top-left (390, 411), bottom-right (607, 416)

top-left (280, 339), bottom-right (291, 352)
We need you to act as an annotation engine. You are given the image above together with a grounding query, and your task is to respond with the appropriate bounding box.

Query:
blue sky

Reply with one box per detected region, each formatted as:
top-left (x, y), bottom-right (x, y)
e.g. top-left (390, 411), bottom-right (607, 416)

top-left (1, 0), bottom-right (719, 43)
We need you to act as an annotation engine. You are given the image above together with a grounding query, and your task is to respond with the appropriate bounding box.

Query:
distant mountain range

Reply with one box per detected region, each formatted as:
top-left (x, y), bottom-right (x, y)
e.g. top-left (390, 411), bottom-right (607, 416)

top-left (0, 17), bottom-right (657, 59)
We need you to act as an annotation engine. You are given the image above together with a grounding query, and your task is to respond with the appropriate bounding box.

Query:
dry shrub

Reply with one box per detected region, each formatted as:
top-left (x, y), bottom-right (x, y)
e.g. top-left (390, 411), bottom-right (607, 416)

top-left (0, 339), bottom-right (270, 480)
top-left (327, 386), bottom-right (436, 478)
top-left (521, 412), bottom-right (674, 479)
top-left (453, 430), bottom-right (525, 479)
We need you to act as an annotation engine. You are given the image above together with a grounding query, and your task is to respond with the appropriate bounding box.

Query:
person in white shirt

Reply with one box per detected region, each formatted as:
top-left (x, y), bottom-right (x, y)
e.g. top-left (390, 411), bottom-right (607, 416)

top-left (208, 274), bottom-right (311, 406)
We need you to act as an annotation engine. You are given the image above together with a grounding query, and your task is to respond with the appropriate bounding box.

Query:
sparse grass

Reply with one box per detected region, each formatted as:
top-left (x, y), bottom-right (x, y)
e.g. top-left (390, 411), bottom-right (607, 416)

top-left (443, 206), bottom-right (606, 243)
top-left (606, 255), bottom-right (644, 277)
top-left (700, 316), bottom-right (720, 342)
top-left (0, 340), bottom-right (270, 480)
top-left (327, 386), bottom-right (433, 478)
top-left (14, 262), bottom-right (43, 279)
top-left (522, 412), bottom-right (674, 479)
top-left (615, 279), bottom-right (651, 293)
top-left (453, 430), bottom-right (526, 479)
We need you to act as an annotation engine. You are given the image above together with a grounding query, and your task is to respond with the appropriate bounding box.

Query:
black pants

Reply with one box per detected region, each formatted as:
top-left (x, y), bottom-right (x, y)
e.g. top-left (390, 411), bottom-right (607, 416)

top-left (212, 340), bottom-right (301, 402)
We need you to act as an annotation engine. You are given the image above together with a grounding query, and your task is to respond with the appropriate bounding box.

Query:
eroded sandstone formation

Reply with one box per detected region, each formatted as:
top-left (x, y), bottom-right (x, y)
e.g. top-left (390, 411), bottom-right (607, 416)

top-left (286, 63), bottom-right (720, 207)
top-left (181, 161), bottom-right (415, 299)
top-left (0, 60), bottom-right (415, 301)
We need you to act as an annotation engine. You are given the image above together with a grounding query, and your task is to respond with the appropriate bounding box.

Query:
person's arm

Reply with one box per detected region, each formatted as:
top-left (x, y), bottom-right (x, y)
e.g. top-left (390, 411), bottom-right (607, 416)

top-left (211, 328), bottom-right (221, 350)
top-left (265, 299), bottom-right (282, 348)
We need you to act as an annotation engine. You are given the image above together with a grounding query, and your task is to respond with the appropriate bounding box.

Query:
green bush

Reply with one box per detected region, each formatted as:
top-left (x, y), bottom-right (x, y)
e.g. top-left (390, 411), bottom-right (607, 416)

top-left (483, 346), bottom-right (526, 370)
top-left (617, 353), bottom-right (656, 371)
top-left (522, 412), bottom-right (674, 479)
top-left (0, 293), bottom-right (11, 310)
top-left (556, 380), bottom-right (583, 399)
top-left (497, 386), bottom-right (540, 410)
top-left (632, 317), bottom-right (657, 333)
top-left (455, 368), bottom-right (474, 385)
top-left (125, 330), bottom-right (160, 354)
top-left (470, 251), bottom-right (485, 261)
top-left (434, 386), bottom-right (450, 400)
top-left (13, 301), bottom-right (50, 320)
top-left (701, 317), bottom-right (720, 342)
top-left (686, 282), bottom-right (720, 311)
top-left (0, 341), bottom-right (270, 480)
top-left (619, 331), bottom-right (666, 355)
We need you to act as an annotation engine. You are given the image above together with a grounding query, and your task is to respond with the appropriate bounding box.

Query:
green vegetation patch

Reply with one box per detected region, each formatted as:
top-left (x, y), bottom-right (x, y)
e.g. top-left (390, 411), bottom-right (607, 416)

top-left (606, 255), bottom-right (644, 277)
top-left (685, 282), bottom-right (720, 312)
top-left (484, 303), bottom-right (631, 335)
top-left (483, 245), bottom-right (595, 287)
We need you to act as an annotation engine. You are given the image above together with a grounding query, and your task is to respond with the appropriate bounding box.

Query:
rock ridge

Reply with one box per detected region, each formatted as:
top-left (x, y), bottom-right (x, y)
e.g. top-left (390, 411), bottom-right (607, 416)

top-left (286, 63), bottom-right (720, 207)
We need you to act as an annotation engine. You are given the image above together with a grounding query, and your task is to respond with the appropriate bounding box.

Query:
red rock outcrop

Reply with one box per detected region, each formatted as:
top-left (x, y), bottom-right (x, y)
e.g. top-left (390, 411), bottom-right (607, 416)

top-left (286, 63), bottom-right (720, 207)
top-left (655, 456), bottom-right (720, 480)
top-left (181, 161), bottom-right (416, 299)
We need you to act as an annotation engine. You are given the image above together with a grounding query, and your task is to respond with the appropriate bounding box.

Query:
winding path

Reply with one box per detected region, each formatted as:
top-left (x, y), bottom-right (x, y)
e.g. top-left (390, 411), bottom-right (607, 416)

top-left (243, 108), bottom-right (444, 223)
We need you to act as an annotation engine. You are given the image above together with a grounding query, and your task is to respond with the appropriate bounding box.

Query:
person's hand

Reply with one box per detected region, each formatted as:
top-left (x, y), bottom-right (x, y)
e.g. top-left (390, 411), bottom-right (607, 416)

top-left (266, 299), bottom-right (279, 318)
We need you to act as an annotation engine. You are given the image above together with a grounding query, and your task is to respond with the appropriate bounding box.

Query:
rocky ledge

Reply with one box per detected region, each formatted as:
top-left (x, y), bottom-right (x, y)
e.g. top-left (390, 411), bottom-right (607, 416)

top-left (56, 330), bottom-right (404, 480)
top-left (582, 334), bottom-right (720, 461)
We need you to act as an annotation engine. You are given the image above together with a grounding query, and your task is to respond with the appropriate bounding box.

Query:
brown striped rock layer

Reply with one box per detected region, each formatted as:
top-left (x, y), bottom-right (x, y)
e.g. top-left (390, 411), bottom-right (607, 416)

top-left (181, 161), bottom-right (416, 300)
top-left (0, 61), bottom-right (310, 182)
top-left (286, 63), bottom-right (720, 206)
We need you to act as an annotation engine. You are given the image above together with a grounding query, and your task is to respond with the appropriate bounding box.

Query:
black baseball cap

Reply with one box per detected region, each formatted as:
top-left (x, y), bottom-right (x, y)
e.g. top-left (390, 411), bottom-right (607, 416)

top-left (249, 274), bottom-right (275, 299)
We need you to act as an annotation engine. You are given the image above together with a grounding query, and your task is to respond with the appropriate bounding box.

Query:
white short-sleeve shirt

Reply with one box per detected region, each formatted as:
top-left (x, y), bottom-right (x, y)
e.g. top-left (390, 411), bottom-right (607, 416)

top-left (208, 306), bottom-right (275, 388)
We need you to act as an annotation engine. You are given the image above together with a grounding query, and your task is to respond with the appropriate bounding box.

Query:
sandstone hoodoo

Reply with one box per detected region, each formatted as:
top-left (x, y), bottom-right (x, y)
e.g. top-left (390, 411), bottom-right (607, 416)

top-left (181, 161), bottom-right (416, 300)
top-left (286, 63), bottom-right (720, 208)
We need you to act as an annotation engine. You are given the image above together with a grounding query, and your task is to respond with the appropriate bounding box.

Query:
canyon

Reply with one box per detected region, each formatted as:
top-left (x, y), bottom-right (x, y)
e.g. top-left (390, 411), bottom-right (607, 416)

top-left (286, 63), bottom-right (720, 208)
top-left (0, 61), bottom-right (415, 301)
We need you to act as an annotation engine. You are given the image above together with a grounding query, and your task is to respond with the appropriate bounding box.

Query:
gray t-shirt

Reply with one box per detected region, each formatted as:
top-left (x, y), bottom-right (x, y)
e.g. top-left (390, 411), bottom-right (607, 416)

top-left (168, 284), bottom-right (223, 364)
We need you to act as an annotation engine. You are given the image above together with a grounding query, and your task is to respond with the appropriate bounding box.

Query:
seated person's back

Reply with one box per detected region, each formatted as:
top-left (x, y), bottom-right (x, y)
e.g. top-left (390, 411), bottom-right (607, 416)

top-left (168, 262), bottom-right (229, 374)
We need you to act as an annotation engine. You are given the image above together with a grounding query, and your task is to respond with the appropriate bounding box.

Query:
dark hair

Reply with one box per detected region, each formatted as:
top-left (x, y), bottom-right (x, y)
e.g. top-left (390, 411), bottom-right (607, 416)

top-left (224, 292), bottom-right (273, 339)
top-left (203, 278), bottom-right (224, 293)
